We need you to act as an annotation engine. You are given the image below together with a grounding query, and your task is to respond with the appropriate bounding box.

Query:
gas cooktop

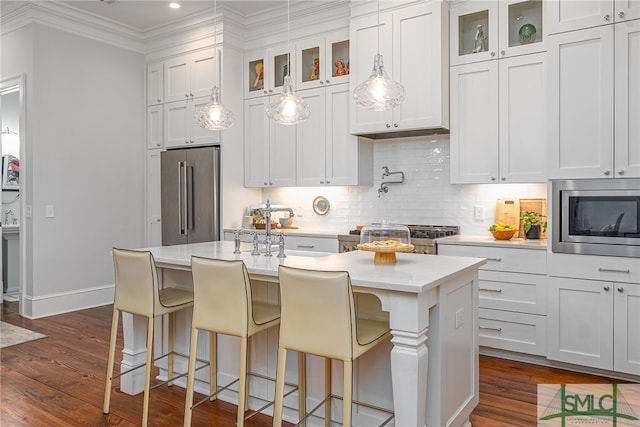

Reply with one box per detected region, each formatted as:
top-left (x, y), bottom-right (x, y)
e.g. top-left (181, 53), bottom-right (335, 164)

top-left (348, 224), bottom-right (459, 240)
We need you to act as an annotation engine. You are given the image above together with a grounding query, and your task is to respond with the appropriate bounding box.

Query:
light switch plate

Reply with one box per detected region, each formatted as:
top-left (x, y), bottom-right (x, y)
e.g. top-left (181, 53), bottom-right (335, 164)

top-left (474, 206), bottom-right (484, 221)
top-left (45, 205), bottom-right (55, 218)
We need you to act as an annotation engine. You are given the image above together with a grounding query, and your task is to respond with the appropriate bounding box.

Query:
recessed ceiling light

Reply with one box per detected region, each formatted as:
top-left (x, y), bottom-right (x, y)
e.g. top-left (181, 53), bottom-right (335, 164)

top-left (169, 2), bottom-right (181, 9)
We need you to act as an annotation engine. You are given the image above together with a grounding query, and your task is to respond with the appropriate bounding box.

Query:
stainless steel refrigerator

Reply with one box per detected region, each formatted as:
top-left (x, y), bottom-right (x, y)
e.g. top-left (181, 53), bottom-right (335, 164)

top-left (161, 146), bottom-right (220, 245)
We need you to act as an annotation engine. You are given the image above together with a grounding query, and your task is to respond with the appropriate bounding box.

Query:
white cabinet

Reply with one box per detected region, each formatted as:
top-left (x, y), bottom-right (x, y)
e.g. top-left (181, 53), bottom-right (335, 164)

top-left (147, 105), bottom-right (163, 149)
top-left (546, 0), bottom-right (640, 35)
top-left (547, 253), bottom-right (640, 375)
top-left (244, 44), bottom-right (294, 99)
top-left (450, 0), bottom-right (547, 184)
top-left (164, 97), bottom-right (220, 148)
top-left (615, 19), bottom-right (640, 178)
top-left (244, 97), bottom-right (297, 187)
top-left (147, 62), bottom-right (163, 106)
top-left (296, 84), bottom-right (373, 186)
top-left (548, 20), bottom-right (639, 179)
top-left (349, 1), bottom-right (449, 135)
top-left (223, 231), bottom-right (339, 253)
top-left (450, 53), bottom-right (547, 184)
top-left (437, 243), bottom-right (548, 356)
top-left (146, 149), bottom-right (162, 247)
top-left (450, 0), bottom-right (545, 67)
top-left (296, 32), bottom-right (350, 91)
top-left (164, 49), bottom-right (218, 103)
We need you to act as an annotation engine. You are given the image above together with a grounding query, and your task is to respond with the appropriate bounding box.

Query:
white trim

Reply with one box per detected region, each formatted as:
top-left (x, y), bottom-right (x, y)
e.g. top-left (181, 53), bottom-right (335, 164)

top-left (20, 284), bottom-right (115, 319)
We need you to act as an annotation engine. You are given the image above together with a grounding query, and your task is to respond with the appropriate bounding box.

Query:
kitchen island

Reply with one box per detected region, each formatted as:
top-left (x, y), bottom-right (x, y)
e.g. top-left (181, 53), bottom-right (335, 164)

top-left (119, 241), bottom-right (485, 427)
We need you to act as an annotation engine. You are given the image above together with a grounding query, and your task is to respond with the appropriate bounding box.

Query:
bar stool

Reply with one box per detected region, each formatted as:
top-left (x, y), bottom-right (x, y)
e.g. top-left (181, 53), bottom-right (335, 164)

top-left (103, 248), bottom-right (194, 427)
top-left (183, 257), bottom-right (284, 427)
top-left (273, 266), bottom-right (393, 427)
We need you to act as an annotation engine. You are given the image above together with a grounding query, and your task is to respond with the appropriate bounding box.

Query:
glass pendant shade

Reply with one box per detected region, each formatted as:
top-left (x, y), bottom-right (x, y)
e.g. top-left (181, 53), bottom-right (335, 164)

top-left (353, 53), bottom-right (405, 111)
top-left (266, 75), bottom-right (310, 125)
top-left (195, 86), bottom-right (235, 130)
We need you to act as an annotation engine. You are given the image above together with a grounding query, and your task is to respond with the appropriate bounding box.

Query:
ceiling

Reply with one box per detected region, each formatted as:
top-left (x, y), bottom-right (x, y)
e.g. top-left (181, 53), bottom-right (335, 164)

top-left (54, 0), bottom-right (286, 32)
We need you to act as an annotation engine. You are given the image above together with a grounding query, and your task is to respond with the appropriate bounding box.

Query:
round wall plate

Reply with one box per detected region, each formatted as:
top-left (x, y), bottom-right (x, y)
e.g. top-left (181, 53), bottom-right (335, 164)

top-left (312, 196), bottom-right (330, 215)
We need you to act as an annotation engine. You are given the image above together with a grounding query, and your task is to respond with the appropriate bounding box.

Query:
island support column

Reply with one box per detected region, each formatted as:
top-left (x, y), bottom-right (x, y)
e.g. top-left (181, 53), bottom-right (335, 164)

top-left (388, 288), bottom-right (437, 427)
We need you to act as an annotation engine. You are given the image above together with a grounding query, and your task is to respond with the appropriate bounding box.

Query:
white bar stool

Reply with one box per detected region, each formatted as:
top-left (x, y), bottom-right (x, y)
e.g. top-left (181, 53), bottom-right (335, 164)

top-left (273, 266), bottom-right (394, 427)
top-left (103, 248), bottom-right (194, 427)
top-left (184, 257), bottom-right (287, 427)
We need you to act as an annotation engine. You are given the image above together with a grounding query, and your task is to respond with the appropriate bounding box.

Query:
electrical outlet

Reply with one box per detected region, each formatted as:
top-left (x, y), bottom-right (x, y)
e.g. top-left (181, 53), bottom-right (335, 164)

top-left (45, 205), bottom-right (55, 218)
top-left (296, 205), bottom-right (303, 217)
top-left (474, 206), bottom-right (484, 221)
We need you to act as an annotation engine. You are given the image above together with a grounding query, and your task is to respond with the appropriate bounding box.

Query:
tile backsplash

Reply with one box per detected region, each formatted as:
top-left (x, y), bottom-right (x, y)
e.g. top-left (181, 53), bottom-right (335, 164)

top-left (263, 135), bottom-right (547, 235)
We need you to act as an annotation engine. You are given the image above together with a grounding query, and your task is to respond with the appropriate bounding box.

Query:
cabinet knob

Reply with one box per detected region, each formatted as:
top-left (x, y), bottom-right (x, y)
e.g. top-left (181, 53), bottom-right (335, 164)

top-left (319, 81), bottom-right (324, 85)
top-left (490, 51), bottom-right (496, 57)
top-left (604, 14), bottom-right (611, 21)
top-left (500, 50), bottom-right (506, 56)
top-left (185, 94), bottom-right (189, 98)
top-left (156, 143), bottom-right (161, 147)
top-left (156, 219), bottom-right (161, 223)
top-left (190, 93), bottom-right (194, 98)
top-left (263, 90), bottom-right (268, 94)
top-left (618, 170), bottom-right (625, 175)
top-left (320, 181), bottom-right (325, 184)
top-left (157, 98), bottom-right (161, 103)
top-left (325, 80), bottom-right (330, 84)
top-left (326, 180), bottom-right (331, 184)
top-left (269, 182), bottom-right (273, 185)
top-left (618, 287), bottom-right (624, 293)
top-left (264, 181), bottom-right (268, 185)
top-left (491, 177), bottom-right (496, 181)
top-left (393, 123), bottom-right (399, 128)
top-left (269, 90), bottom-right (273, 93)
top-left (604, 170), bottom-right (611, 175)
top-left (604, 285), bottom-right (610, 291)
top-left (185, 139), bottom-right (189, 144)
top-left (386, 124), bottom-right (391, 128)
top-left (619, 11), bottom-right (626, 19)
top-left (501, 177), bottom-right (506, 181)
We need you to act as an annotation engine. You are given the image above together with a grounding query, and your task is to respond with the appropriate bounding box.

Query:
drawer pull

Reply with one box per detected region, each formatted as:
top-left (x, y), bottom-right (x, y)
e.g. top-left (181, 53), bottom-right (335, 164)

top-left (479, 288), bottom-right (503, 293)
top-left (479, 325), bottom-right (502, 332)
top-left (598, 267), bottom-right (630, 274)
top-left (486, 257), bottom-right (502, 262)
top-left (297, 245), bottom-right (315, 249)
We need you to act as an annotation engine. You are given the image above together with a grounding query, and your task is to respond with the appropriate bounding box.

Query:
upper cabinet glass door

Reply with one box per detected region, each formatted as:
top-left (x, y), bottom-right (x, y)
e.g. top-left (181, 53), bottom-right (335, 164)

top-left (244, 44), bottom-right (294, 99)
top-left (451, 2), bottom-right (498, 66)
top-left (499, 0), bottom-right (544, 57)
top-left (451, 1), bottom-right (544, 66)
top-left (296, 30), bottom-right (349, 90)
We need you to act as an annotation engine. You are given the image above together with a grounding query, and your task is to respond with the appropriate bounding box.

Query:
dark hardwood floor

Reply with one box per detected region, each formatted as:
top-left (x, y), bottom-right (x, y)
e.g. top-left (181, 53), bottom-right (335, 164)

top-left (0, 302), bottom-right (623, 426)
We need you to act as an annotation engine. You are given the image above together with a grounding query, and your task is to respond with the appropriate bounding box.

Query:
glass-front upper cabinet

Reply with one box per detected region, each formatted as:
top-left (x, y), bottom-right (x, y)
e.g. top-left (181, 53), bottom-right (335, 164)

top-left (451, 0), bottom-right (544, 66)
top-left (296, 30), bottom-right (349, 90)
top-left (245, 43), bottom-right (295, 99)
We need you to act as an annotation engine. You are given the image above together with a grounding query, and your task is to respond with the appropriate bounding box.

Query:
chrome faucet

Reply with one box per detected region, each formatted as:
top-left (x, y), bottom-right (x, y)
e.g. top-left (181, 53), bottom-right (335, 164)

top-left (260, 200), bottom-right (294, 256)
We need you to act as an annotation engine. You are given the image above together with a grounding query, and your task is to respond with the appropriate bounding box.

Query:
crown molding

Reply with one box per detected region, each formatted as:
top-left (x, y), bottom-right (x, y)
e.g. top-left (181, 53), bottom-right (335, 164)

top-left (0, 1), bottom-right (147, 53)
top-left (243, 1), bottom-right (350, 50)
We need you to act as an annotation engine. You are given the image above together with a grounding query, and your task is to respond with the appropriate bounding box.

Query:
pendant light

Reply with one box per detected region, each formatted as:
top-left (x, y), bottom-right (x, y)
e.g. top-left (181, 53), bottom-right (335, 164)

top-left (265, 0), bottom-right (310, 125)
top-left (195, 0), bottom-right (235, 130)
top-left (353, 0), bottom-right (404, 111)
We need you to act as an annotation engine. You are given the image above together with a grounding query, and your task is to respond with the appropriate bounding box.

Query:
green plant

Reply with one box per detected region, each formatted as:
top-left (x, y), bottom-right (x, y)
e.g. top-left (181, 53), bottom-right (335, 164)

top-left (521, 211), bottom-right (547, 233)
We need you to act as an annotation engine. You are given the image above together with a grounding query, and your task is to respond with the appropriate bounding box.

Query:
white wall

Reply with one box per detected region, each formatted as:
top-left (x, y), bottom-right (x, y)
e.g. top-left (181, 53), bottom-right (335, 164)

top-left (2, 24), bottom-right (146, 318)
top-left (264, 135), bottom-right (547, 235)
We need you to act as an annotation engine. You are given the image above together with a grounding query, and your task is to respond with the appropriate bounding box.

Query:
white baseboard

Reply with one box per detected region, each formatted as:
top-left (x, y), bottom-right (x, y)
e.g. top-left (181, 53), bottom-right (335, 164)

top-left (21, 284), bottom-right (114, 319)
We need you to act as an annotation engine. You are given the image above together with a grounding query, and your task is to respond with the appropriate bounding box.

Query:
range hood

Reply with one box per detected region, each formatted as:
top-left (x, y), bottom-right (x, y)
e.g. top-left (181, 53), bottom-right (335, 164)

top-left (353, 126), bottom-right (450, 140)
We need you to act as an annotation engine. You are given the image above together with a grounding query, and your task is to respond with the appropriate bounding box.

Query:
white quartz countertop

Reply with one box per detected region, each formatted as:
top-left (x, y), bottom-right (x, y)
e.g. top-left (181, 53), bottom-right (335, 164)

top-left (436, 235), bottom-right (548, 250)
top-left (144, 241), bottom-right (486, 294)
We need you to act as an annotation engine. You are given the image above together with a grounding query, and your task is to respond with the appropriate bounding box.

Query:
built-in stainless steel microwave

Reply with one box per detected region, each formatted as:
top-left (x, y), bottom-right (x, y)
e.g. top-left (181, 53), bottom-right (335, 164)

top-left (552, 179), bottom-right (640, 257)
